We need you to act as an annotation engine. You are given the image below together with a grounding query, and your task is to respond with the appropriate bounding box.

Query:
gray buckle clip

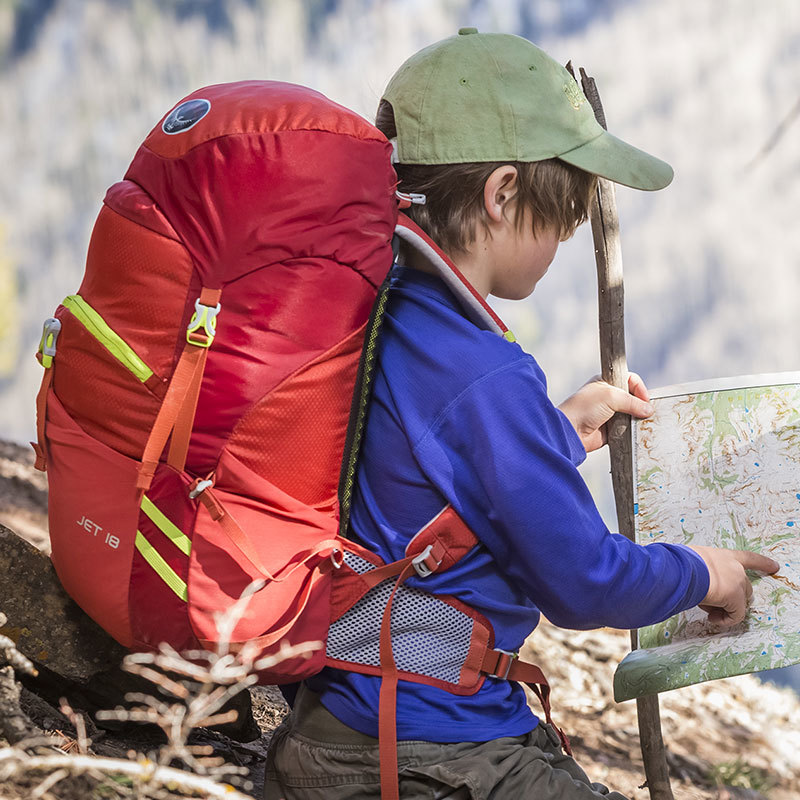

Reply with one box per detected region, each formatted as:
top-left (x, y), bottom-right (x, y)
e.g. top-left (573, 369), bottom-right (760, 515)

top-left (488, 649), bottom-right (518, 680)
top-left (189, 479), bottom-right (213, 499)
top-left (411, 544), bottom-right (439, 578)
top-left (39, 317), bottom-right (62, 368)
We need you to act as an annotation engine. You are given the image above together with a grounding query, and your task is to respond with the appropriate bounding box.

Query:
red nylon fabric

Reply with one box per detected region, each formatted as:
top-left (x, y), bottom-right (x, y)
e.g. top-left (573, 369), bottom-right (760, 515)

top-left (186, 449), bottom-right (339, 681)
top-left (143, 81), bottom-right (386, 163)
top-left (130, 83), bottom-right (395, 289)
top-left (46, 392), bottom-right (139, 648)
top-left (124, 84), bottom-right (397, 475)
top-left (130, 466), bottom-right (197, 652)
top-left (51, 304), bottom-right (162, 462)
top-left (403, 504), bottom-right (479, 570)
top-left (81, 201), bottom-right (192, 379)
top-left (44, 82), bottom-right (397, 664)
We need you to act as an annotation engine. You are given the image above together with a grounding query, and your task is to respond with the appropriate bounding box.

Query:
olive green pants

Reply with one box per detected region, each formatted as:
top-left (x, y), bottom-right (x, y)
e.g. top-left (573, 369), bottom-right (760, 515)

top-left (264, 687), bottom-right (629, 800)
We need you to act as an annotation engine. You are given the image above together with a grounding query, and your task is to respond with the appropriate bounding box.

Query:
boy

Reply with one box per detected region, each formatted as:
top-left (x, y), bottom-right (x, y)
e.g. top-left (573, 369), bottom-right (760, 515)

top-left (265, 29), bottom-right (778, 799)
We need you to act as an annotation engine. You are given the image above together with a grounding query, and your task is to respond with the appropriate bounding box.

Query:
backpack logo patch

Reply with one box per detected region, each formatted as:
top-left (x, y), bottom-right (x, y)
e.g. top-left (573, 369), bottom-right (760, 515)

top-left (162, 99), bottom-right (211, 135)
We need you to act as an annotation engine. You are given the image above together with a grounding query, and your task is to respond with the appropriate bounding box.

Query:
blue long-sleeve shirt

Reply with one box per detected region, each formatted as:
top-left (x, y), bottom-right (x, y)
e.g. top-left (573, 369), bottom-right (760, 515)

top-left (307, 266), bottom-right (709, 742)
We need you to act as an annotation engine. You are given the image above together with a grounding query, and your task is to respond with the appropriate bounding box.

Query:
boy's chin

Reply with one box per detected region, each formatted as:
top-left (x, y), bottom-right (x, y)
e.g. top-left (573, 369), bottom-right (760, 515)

top-left (492, 283), bottom-right (540, 302)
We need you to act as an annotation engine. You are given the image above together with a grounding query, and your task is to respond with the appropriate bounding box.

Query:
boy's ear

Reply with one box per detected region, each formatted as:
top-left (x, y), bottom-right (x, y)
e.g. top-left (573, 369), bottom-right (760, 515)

top-left (483, 165), bottom-right (519, 223)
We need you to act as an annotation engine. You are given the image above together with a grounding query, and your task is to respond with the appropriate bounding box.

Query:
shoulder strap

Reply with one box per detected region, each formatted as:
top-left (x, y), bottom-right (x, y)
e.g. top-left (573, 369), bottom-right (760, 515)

top-left (337, 255), bottom-right (395, 539)
top-left (393, 213), bottom-right (515, 341)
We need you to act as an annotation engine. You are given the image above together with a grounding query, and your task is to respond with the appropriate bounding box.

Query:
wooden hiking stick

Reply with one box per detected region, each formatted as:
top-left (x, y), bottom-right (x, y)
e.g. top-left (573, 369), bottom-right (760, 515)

top-left (569, 63), bottom-right (675, 800)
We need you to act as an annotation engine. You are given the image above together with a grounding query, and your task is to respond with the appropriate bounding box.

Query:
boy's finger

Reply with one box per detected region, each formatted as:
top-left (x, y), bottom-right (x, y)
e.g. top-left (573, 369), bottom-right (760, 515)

top-left (731, 550), bottom-right (780, 574)
top-left (612, 386), bottom-right (654, 419)
top-left (703, 601), bottom-right (744, 627)
top-left (627, 371), bottom-right (650, 402)
top-left (720, 591), bottom-right (747, 626)
top-left (726, 601), bottom-right (746, 626)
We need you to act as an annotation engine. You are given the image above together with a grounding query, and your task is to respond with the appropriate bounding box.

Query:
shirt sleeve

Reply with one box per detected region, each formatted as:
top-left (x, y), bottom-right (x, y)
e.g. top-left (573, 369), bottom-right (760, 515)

top-left (413, 357), bottom-right (710, 631)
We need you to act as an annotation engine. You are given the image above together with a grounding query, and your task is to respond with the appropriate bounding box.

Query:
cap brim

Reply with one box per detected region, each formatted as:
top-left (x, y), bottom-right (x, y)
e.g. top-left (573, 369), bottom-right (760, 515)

top-left (557, 129), bottom-right (673, 191)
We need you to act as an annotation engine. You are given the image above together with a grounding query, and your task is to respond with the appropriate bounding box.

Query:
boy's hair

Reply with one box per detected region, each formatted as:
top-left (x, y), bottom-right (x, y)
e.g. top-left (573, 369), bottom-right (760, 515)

top-left (377, 100), bottom-right (597, 255)
top-left (379, 30), bottom-right (673, 255)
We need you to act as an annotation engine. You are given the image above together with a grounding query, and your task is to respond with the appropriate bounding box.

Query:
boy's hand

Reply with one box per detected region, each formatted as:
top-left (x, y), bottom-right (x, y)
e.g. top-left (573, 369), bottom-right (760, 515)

top-left (689, 546), bottom-right (780, 627)
top-left (558, 373), bottom-right (654, 453)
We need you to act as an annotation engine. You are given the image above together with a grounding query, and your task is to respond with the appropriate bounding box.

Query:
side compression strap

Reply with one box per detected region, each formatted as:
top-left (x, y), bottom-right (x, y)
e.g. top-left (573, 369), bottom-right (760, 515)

top-left (31, 317), bottom-right (62, 471)
top-left (481, 649), bottom-right (572, 755)
top-left (337, 266), bottom-right (394, 539)
top-left (193, 480), bottom-right (338, 584)
top-left (31, 366), bottom-right (54, 472)
top-left (135, 531), bottom-right (188, 601)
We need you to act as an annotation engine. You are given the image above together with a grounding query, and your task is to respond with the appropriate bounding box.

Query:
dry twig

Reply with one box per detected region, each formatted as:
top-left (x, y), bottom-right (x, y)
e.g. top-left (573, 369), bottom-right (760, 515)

top-left (99, 579), bottom-right (319, 774)
top-left (0, 584), bottom-right (320, 797)
top-left (0, 666), bottom-right (42, 745)
top-left (0, 749), bottom-right (254, 799)
top-left (58, 699), bottom-right (91, 755)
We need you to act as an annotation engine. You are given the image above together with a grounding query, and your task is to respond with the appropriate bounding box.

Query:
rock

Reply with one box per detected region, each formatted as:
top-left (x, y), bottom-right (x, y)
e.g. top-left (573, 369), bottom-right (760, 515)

top-left (719, 789), bottom-right (770, 800)
top-left (0, 523), bottom-right (127, 681)
top-left (0, 441), bottom-right (49, 551)
top-left (0, 523), bottom-right (259, 742)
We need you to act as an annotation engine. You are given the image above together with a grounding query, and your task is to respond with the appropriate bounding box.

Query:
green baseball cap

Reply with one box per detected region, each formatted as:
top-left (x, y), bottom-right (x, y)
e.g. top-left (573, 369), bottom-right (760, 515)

top-left (382, 28), bottom-right (673, 191)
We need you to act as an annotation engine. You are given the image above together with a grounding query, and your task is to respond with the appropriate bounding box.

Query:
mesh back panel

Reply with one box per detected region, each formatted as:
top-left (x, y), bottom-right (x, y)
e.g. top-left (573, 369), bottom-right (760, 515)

top-left (328, 552), bottom-right (474, 684)
top-left (342, 551), bottom-right (374, 575)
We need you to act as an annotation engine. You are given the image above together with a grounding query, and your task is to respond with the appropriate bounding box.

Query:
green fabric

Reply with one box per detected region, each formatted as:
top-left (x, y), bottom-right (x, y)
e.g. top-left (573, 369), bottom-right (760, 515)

top-left (383, 29), bottom-right (673, 191)
top-left (264, 686), bottom-right (630, 800)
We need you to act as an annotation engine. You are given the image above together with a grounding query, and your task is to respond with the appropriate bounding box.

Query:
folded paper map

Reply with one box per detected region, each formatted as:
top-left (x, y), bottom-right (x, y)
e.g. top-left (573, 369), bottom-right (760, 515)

top-left (614, 373), bottom-right (800, 702)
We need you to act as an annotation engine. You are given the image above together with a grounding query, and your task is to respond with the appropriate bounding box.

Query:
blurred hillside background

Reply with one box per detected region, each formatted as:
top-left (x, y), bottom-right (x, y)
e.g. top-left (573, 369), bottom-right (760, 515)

top-left (1, 0), bottom-right (799, 684)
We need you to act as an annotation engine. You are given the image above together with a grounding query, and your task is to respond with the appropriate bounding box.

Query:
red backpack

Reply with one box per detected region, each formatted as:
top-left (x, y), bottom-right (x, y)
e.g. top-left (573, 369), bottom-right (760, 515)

top-left (33, 82), bottom-right (565, 799)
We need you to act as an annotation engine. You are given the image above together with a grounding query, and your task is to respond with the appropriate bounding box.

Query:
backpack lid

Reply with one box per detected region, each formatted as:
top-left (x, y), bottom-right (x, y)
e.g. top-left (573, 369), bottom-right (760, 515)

top-left (124, 81), bottom-right (398, 288)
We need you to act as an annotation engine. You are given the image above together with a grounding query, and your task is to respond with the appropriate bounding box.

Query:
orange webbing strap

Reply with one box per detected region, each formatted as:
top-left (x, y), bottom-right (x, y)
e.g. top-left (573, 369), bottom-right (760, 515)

top-left (200, 568), bottom-right (320, 653)
top-left (31, 364), bottom-right (54, 471)
top-left (137, 345), bottom-right (207, 490)
top-left (166, 347), bottom-right (206, 471)
top-left (137, 288), bottom-right (221, 491)
top-left (358, 541), bottom-right (445, 591)
top-left (480, 649), bottom-right (572, 756)
top-left (378, 560), bottom-right (417, 800)
top-left (193, 480), bottom-right (339, 583)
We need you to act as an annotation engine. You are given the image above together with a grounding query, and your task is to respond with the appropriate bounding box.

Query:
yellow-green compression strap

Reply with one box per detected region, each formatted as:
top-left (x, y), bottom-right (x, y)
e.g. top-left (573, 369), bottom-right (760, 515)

top-left (63, 295), bottom-right (153, 382)
top-left (141, 495), bottom-right (192, 556)
top-left (134, 531), bottom-right (188, 601)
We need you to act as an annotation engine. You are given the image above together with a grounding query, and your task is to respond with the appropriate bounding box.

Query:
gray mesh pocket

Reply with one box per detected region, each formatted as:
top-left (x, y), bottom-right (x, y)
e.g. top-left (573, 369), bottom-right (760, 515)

top-left (327, 551), bottom-right (474, 685)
